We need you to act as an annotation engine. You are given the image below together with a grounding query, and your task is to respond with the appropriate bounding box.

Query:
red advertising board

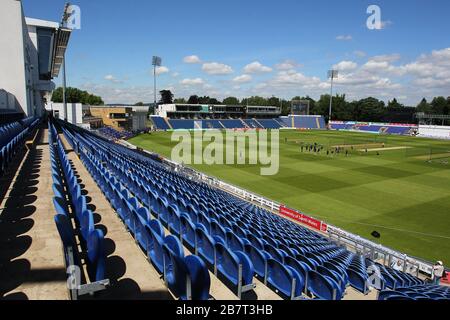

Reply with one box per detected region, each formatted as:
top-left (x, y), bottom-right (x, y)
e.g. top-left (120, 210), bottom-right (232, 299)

top-left (279, 206), bottom-right (327, 232)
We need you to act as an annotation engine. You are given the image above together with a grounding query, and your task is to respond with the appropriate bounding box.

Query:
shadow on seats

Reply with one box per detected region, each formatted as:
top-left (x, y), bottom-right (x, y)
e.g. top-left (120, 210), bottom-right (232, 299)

top-left (0, 144), bottom-right (43, 299)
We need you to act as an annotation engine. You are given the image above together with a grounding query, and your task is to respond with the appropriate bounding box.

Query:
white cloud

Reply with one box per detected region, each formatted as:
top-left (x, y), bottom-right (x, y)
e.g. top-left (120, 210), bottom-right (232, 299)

top-left (183, 55), bottom-right (201, 64)
top-left (333, 61), bottom-right (358, 72)
top-left (93, 48), bottom-right (450, 106)
top-left (172, 72), bottom-right (180, 77)
top-left (336, 35), bottom-right (352, 41)
top-left (155, 66), bottom-right (169, 75)
top-left (180, 78), bottom-right (205, 85)
top-left (233, 74), bottom-right (252, 83)
top-left (243, 61), bottom-right (273, 74)
top-left (370, 54), bottom-right (401, 63)
top-left (202, 62), bottom-right (233, 75)
top-left (354, 51), bottom-right (367, 58)
top-left (104, 74), bottom-right (122, 83)
top-left (81, 83), bottom-right (154, 104)
top-left (275, 59), bottom-right (301, 70)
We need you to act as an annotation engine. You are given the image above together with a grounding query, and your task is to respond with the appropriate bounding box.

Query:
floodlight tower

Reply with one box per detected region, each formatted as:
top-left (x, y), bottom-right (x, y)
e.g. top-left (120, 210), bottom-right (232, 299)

top-left (327, 69), bottom-right (338, 123)
top-left (152, 56), bottom-right (162, 106)
top-left (60, 3), bottom-right (72, 121)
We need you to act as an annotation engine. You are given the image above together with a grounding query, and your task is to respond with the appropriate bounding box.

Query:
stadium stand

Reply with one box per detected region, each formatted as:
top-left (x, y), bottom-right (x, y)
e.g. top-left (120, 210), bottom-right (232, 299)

top-left (49, 123), bottom-right (110, 299)
top-left (169, 119), bottom-right (196, 130)
top-left (330, 121), bottom-right (417, 135)
top-left (150, 115), bottom-right (325, 130)
top-left (58, 121), bottom-right (213, 300)
top-left (96, 126), bottom-right (135, 140)
top-left (0, 117), bottom-right (40, 177)
top-left (150, 116), bottom-right (171, 130)
top-left (242, 119), bottom-right (263, 129)
top-left (52, 118), bottom-right (448, 300)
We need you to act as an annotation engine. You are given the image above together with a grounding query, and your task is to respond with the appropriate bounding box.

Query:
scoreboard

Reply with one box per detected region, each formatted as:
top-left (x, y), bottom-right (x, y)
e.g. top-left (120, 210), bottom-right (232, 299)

top-left (291, 100), bottom-right (310, 115)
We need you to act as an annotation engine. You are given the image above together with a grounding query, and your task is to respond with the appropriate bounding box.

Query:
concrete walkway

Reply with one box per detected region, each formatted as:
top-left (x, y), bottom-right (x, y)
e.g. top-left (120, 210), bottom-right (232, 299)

top-left (0, 128), bottom-right (67, 300)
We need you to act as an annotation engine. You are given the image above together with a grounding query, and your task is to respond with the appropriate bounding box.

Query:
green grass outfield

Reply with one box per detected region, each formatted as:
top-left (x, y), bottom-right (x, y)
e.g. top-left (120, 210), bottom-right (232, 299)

top-left (128, 129), bottom-right (450, 263)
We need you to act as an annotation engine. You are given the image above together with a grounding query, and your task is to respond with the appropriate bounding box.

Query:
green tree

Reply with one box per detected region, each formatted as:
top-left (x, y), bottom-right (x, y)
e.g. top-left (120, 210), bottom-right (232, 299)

top-left (223, 97), bottom-right (240, 105)
top-left (430, 96), bottom-right (448, 114)
top-left (159, 90), bottom-right (174, 104)
top-left (174, 98), bottom-right (186, 103)
top-left (209, 98), bottom-right (221, 104)
top-left (241, 96), bottom-right (268, 106)
top-left (416, 98), bottom-right (432, 114)
top-left (353, 97), bottom-right (386, 122)
top-left (135, 102), bottom-right (144, 106)
top-left (51, 87), bottom-right (104, 105)
top-left (187, 95), bottom-right (199, 104)
top-left (387, 98), bottom-right (404, 109)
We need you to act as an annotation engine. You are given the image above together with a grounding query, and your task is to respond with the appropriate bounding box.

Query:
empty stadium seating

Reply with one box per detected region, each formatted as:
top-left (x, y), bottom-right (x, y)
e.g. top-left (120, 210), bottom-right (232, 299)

top-left (58, 121), bottom-right (212, 300)
top-left (150, 115), bottom-right (325, 130)
top-left (48, 122), bottom-right (109, 299)
top-left (0, 117), bottom-right (39, 177)
top-left (150, 116), bottom-right (171, 130)
top-left (54, 119), bottom-right (448, 301)
top-left (330, 121), bottom-right (417, 136)
top-left (96, 126), bottom-right (135, 140)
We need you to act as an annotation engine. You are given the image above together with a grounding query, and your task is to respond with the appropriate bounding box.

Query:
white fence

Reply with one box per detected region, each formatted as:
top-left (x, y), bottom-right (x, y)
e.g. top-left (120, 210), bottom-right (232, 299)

top-left (418, 125), bottom-right (450, 140)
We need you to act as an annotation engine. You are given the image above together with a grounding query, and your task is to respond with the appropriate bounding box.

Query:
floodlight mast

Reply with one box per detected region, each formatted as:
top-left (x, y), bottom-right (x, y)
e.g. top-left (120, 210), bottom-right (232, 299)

top-left (152, 56), bottom-right (162, 106)
top-left (61, 2), bottom-right (72, 121)
top-left (327, 69), bottom-right (338, 125)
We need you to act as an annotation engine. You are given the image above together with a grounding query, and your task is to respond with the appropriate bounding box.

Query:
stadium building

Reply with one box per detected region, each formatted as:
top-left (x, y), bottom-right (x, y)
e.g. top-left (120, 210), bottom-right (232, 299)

top-left (0, 0), bottom-right (449, 302)
top-left (152, 103), bottom-right (326, 130)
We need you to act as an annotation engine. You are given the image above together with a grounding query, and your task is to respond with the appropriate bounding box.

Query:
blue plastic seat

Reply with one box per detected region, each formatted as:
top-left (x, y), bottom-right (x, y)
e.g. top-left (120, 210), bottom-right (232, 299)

top-left (86, 229), bottom-right (106, 282)
top-left (54, 214), bottom-right (77, 249)
top-left (284, 256), bottom-right (310, 291)
top-left (135, 207), bottom-right (151, 249)
top-left (226, 230), bottom-right (246, 252)
top-left (264, 243), bottom-right (286, 264)
top-left (244, 244), bottom-right (271, 279)
top-left (214, 242), bottom-right (255, 298)
top-left (195, 227), bottom-right (218, 265)
top-left (156, 196), bottom-right (169, 223)
top-left (147, 219), bottom-right (166, 273)
top-left (80, 209), bottom-right (95, 243)
top-left (180, 214), bottom-right (196, 249)
top-left (266, 258), bottom-right (304, 299)
top-left (307, 270), bottom-right (341, 300)
top-left (167, 204), bottom-right (182, 235)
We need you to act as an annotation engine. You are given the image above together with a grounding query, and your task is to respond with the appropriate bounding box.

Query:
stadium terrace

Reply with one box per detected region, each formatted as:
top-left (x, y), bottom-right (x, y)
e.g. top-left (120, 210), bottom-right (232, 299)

top-left (0, 0), bottom-right (449, 305)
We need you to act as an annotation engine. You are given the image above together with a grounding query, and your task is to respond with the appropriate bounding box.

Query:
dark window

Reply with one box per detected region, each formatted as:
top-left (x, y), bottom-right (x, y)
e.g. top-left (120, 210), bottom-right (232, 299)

top-left (36, 28), bottom-right (55, 80)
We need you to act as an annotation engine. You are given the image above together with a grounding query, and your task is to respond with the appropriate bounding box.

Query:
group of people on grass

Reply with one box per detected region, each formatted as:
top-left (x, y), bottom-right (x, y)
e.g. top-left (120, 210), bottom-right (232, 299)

top-left (298, 142), bottom-right (351, 157)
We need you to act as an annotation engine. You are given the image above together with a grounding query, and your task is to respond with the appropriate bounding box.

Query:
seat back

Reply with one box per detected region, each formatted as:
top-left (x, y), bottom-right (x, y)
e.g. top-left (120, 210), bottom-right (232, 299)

top-left (266, 258), bottom-right (303, 298)
top-left (86, 229), bottom-right (106, 282)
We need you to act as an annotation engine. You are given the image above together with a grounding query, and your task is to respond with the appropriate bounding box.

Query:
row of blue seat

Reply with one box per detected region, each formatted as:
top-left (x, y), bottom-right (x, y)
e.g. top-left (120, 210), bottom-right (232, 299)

top-left (330, 122), bottom-right (417, 135)
top-left (59, 120), bottom-right (351, 299)
top-left (49, 123), bottom-right (109, 298)
top-left (96, 126), bottom-right (134, 140)
top-left (62, 125), bottom-right (212, 300)
top-left (378, 284), bottom-right (450, 300)
top-left (152, 116), bottom-right (326, 131)
top-left (0, 117), bottom-right (39, 177)
top-left (56, 119), bottom-right (444, 300)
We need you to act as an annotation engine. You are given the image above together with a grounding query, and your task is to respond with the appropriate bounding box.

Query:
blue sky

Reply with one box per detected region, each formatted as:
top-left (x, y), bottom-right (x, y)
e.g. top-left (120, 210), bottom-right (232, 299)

top-left (23, 0), bottom-right (450, 104)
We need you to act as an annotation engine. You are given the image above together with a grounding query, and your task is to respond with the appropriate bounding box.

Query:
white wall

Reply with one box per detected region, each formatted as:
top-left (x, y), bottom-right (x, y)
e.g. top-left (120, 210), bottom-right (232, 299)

top-left (418, 125), bottom-right (450, 140)
top-left (0, 0), bottom-right (29, 115)
top-left (0, 1), bottom-right (59, 117)
top-left (46, 102), bottom-right (83, 124)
